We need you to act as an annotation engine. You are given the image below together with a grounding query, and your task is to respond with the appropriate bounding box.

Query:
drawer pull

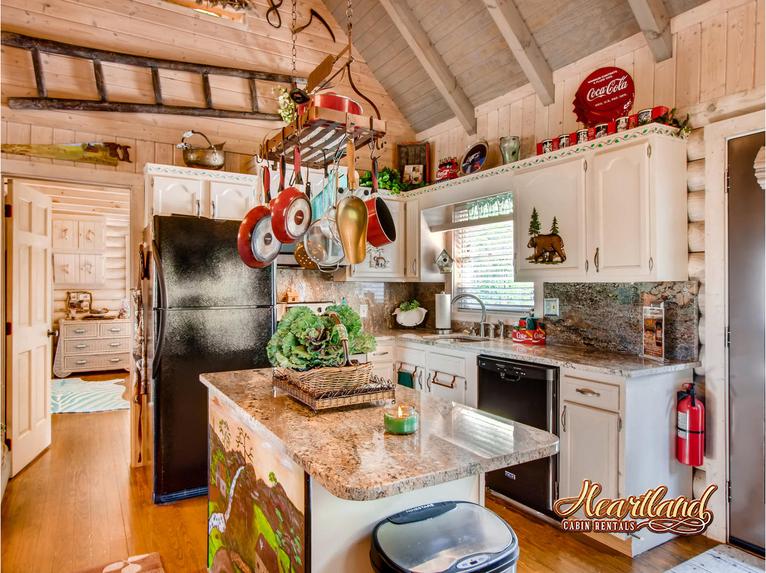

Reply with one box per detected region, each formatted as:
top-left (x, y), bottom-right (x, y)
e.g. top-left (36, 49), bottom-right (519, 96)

top-left (75, 360), bottom-right (87, 365)
top-left (75, 344), bottom-right (87, 349)
top-left (109, 358), bottom-right (121, 363)
top-left (561, 405), bottom-right (567, 432)
top-left (74, 328), bottom-right (86, 334)
top-left (372, 351), bottom-right (390, 356)
top-left (109, 342), bottom-right (121, 347)
top-left (108, 327), bottom-right (122, 333)
top-left (431, 371), bottom-right (459, 389)
top-left (575, 387), bottom-right (601, 397)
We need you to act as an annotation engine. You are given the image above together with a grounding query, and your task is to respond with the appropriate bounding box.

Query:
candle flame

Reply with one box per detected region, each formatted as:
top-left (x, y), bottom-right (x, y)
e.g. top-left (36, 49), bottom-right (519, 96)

top-left (397, 405), bottom-right (404, 418)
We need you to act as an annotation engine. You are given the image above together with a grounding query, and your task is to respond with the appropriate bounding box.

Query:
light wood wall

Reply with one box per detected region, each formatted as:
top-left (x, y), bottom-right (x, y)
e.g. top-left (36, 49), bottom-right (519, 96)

top-left (0, 0), bottom-right (416, 171)
top-left (416, 0), bottom-right (765, 393)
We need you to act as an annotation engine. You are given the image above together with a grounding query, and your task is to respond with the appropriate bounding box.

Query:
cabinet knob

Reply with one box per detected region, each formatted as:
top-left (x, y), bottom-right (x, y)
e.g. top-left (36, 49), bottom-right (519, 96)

top-left (648, 256), bottom-right (654, 271)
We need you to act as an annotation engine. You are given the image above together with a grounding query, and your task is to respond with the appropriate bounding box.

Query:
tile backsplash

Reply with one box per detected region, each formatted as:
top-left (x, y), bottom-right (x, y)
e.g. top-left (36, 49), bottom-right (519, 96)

top-left (543, 281), bottom-right (700, 361)
top-left (276, 269), bottom-right (445, 332)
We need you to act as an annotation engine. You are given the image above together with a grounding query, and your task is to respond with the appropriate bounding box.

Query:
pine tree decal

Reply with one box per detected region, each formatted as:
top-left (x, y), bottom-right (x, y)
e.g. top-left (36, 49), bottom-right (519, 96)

top-left (529, 207), bottom-right (541, 236)
top-left (550, 216), bottom-right (559, 235)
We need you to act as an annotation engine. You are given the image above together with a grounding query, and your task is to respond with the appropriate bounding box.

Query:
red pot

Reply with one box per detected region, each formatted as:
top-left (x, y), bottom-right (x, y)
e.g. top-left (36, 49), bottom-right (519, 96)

top-left (237, 205), bottom-right (281, 268)
top-left (269, 144), bottom-right (311, 243)
top-left (297, 92), bottom-right (363, 116)
top-left (365, 159), bottom-right (396, 247)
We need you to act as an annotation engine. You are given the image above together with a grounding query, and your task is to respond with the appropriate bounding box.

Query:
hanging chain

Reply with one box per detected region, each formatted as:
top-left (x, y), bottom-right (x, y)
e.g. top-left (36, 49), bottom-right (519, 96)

top-left (290, 0), bottom-right (297, 73)
top-left (345, 0), bottom-right (353, 45)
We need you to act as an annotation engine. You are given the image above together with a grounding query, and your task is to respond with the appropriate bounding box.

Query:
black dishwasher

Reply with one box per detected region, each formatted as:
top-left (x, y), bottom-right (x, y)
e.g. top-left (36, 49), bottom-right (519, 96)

top-left (477, 355), bottom-right (559, 517)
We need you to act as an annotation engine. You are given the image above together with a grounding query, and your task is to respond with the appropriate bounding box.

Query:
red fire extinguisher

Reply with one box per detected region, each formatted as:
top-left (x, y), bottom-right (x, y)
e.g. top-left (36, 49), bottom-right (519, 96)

top-left (677, 382), bottom-right (705, 466)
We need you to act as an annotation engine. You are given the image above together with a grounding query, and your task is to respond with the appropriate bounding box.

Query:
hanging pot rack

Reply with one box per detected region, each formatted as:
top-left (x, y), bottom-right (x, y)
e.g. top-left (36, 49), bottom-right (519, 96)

top-left (261, 0), bottom-right (386, 169)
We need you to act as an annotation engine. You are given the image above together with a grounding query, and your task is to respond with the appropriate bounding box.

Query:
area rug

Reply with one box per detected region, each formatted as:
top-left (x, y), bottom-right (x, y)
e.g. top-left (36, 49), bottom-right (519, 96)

top-left (666, 544), bottom-right (764, 572)
top-left (77, 552), bottom-right (164, 573)
top-left (51, 378), bottom-right (130, 414)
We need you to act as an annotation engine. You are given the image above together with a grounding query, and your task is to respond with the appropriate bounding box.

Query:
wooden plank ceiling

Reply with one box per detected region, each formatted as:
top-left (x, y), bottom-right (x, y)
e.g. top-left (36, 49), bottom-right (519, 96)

top-left (324, 0), bottom-right (708, 133)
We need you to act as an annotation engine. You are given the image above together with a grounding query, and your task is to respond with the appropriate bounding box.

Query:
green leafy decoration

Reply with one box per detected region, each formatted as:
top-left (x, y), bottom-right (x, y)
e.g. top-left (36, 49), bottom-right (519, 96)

top-left (398, 299), bottom-right (421, 312)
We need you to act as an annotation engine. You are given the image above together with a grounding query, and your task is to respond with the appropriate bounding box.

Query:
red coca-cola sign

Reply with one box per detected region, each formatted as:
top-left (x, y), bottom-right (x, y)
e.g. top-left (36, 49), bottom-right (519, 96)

top-left (573, 67), bottom-right (635, 126)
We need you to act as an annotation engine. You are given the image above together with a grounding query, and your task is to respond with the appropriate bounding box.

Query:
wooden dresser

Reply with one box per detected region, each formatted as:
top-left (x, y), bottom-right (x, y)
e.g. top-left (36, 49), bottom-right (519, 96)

top-left (53, 318), bottom-right (131, 378)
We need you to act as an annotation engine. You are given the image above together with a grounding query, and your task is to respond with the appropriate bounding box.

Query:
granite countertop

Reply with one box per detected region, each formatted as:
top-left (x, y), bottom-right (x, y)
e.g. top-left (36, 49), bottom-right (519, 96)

top-left (200, 368), bottom-right (559, 502)
top-left (372, 329), bottom-right (699, 378)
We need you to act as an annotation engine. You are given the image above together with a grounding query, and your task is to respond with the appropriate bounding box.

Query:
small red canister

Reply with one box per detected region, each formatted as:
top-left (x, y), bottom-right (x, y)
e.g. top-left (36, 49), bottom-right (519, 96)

top-left (594, 123), bottom-right (608, 138)
top-left (616, 116), bottom-right (630, 132)
top-left (652, 106), bottom-right (670, 120)
top-left (637, 108), bottom-right (653, 125)
top-left (607, 120), bottom-right (617, 134)
top-left (576, 128), bottom-right (589, 144)
top-left (628, 114), bottom-right (639, 129)
top-left (541, 139), bottom-right (553, 154)
top-left (558, 133), bottom-right (571, 148)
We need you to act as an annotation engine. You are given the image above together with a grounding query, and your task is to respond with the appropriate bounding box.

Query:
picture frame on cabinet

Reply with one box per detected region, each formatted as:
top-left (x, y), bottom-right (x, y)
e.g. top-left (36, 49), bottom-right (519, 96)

top-left (641, 303), bottom-right (666, 362)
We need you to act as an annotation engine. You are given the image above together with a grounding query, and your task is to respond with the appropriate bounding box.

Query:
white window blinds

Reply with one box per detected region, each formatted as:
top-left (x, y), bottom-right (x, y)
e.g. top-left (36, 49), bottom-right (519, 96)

top-left (453, 193), bottom-right (535, 312)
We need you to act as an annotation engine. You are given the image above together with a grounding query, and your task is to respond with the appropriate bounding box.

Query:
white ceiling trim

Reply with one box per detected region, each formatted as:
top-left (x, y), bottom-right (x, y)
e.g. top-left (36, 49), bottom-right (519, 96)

top-left (627, 0), bottom-right (673, 61)
top-left (481, 0), bottom-right (555, 106)
top-left (378, 0), bottom-right (477, 135)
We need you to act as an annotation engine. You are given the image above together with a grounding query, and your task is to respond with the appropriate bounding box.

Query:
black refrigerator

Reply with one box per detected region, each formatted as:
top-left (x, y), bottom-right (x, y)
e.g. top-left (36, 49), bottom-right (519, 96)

top-left (142, 215), bottom-right (275, 504)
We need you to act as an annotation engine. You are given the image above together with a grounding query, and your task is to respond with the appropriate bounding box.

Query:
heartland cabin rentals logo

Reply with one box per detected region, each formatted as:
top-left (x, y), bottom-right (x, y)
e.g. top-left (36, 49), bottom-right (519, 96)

top-left (553, 480), bottom-right (717, 535)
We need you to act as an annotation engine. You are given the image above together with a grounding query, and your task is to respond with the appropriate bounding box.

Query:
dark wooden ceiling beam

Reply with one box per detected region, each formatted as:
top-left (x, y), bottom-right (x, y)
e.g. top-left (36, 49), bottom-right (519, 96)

top-left (481, 0), bottom-right (555, 106)
top-left (627, 0), bottom-right (673, 61)
top-left (378, 0), bottom-right (477, 135)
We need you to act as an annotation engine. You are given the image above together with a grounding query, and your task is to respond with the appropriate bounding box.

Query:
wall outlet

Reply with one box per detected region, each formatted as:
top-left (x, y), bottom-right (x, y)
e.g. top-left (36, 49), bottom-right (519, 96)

top-left (359, 304), bottom-right (368, 318)
top-left (543, 298), bottom-right (560, 317)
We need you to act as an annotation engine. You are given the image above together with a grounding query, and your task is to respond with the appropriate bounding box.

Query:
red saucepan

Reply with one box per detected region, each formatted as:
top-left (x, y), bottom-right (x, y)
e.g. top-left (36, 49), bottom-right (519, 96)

top-left (270, 145), bottom-right (312, 244)
top-left (365, 157), bottom-right (397, 247)
top-left (237, 165), bottom-right (282, 268)
top-left (297, 92), bottom-right (363, 116)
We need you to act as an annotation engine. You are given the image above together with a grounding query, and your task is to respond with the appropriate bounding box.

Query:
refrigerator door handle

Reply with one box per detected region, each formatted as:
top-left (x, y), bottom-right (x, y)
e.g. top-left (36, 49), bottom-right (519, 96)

top-left (152, 241), bottom-right (168, 371)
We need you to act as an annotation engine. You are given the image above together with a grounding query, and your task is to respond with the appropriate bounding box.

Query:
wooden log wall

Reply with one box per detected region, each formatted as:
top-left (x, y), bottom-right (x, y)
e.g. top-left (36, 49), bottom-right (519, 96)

top-left (0, 0), bottom-right (416, 171)
top-left (416, 0), bottom-right (765, 384)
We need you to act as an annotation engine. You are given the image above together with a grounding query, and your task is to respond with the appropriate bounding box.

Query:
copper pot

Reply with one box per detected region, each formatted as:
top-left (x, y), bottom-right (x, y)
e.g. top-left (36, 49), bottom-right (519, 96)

top-left (176, 130), bottom-right (225, 170)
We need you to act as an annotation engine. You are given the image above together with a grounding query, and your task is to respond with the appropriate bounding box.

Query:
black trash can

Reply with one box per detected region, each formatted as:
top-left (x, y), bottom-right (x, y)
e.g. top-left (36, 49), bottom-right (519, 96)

top-left (370, 501), bottom-right (520, 573)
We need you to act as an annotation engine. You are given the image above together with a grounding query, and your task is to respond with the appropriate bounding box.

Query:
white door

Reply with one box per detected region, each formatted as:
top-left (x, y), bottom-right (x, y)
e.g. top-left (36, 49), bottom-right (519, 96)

top-left (152, 176), bottom-right (203, 217)
top-left (210, 181), bottom-right (255, 220)
top-left (6, 181), bottom-right (53, 475)
top-left (587, 142), bottom-right (652, 280)
top-left (514, 157), bottom-right (587, 281)
top-left (350, 200), bottom-right (405, 280)
top-left (559, 401), bottom-right (620, 511)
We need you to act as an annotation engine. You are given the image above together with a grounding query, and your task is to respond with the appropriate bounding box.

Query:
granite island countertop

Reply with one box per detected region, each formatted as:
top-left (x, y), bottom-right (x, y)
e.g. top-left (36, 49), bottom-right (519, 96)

top-left (373, 329), bottom-right (699, 378)
top-left (200, 368), bottom-right (559, 501)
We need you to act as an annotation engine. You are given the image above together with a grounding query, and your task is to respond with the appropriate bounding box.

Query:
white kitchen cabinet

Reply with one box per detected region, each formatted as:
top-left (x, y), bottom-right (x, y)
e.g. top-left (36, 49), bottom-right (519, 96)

top-left (557, 368), bottom-right (693, 557)
top-left (53, 253), bottom-right (78, 284)
top-left (513, 130), bottom-right (687, 283)
top-left (404, 199), bottom-right (445, 283)
top-left (348, 200), bottom-right (406, 281)
top-left (210, 181), bottom-right (255, 220)
top-left (588, 142), bottom-right (651, 279)
top-left (145, 164), bottom-right (261, 223)
top-left (152, 175), bottom-right (204, 217)
top-left (369, 340), bottom-right (396, 384)
top-left (79, 219), bottom-right (106, 251)
top-left (53, 253), bottom-right (105, 286)
top-left (514, 158), bottom-right (587, 281)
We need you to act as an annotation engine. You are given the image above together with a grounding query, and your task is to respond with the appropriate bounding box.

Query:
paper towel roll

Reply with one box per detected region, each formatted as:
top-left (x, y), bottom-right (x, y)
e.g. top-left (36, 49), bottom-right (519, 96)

top-left (435, 293), bottom-right (451, 330)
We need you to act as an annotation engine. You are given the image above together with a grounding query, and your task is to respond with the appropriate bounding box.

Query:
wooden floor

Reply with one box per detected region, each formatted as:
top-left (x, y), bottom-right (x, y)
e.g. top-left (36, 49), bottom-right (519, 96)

top-left (2, 410), bottom-right (716, 573)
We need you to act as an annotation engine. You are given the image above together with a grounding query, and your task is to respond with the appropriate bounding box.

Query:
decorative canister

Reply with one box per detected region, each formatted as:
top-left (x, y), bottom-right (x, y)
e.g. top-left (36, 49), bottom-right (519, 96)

top-left (499, 136), bottom-right (520, 164)
top-left (594, 123), bottom-right (608, 138)
top-left (576, 128), bottom-right (589, 144)
top-left (558, 133), bottom-right (570, 148)
top-left (541, 139), bottom-right (553, 154)
top-left (616, 116), bottom-right (629, 132)
top-left (637, 108), bottom-right (653, 125)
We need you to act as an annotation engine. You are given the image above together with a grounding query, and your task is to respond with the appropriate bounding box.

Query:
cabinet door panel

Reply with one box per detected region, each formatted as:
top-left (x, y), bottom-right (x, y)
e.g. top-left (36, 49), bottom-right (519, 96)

top-left (559, 401), bottom-right (620, 512)
top-left (53, 253), bottom-right (78, 284)
top-left (351, 200), bottom-right (405, 280)
top-left (52, 219), bottom-right (77, 250)
top-left (79, 254), bottom-right (104, 286)
top-left (405, 200), bottom-right (420, 279)
top-left (210, 181), bottom-right (254, 220)
top-left (153, 176), bottom-right (203, 216)
top-left (514, 158), bottom-right (587, 281)
top-left (428, 370), bottom-right (466, 404)
top-left (588, 143), bottom-right (651, 278)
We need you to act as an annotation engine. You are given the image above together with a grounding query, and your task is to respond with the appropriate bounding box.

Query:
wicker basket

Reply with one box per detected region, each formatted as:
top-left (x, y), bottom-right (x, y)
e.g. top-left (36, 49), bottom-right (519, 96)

top-left (274, 362), bottom-right (374, 397)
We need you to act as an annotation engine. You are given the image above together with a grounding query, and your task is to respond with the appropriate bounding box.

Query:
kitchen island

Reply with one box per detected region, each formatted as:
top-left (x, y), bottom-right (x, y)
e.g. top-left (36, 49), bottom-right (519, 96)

top-left (201, 368), bottom-right (559, 573)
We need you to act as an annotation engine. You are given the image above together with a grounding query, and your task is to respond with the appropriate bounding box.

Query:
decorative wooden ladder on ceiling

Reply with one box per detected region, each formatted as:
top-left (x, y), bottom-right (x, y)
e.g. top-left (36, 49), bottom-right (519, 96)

top-left (1, 31), bottom-right (304, 121)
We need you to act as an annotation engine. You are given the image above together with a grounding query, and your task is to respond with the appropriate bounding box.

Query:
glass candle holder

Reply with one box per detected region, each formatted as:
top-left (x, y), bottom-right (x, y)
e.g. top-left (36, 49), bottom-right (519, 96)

top-left (384, 403), bottom-right (419, 435)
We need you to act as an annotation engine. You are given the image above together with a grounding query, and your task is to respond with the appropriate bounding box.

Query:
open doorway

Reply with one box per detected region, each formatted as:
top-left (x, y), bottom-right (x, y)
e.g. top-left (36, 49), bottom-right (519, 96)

top-left (3, 177), bottom-right (132, 479)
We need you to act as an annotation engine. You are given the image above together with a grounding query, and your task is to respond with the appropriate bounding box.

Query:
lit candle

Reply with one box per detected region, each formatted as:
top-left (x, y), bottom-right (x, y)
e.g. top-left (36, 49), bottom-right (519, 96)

top-left (384, 403), bottom-right (419, 435)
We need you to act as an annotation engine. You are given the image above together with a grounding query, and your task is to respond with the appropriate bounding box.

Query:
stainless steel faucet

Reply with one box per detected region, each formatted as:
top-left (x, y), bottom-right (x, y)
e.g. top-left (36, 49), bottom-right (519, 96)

top-left (450, 293), bottom-right (488, 337)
